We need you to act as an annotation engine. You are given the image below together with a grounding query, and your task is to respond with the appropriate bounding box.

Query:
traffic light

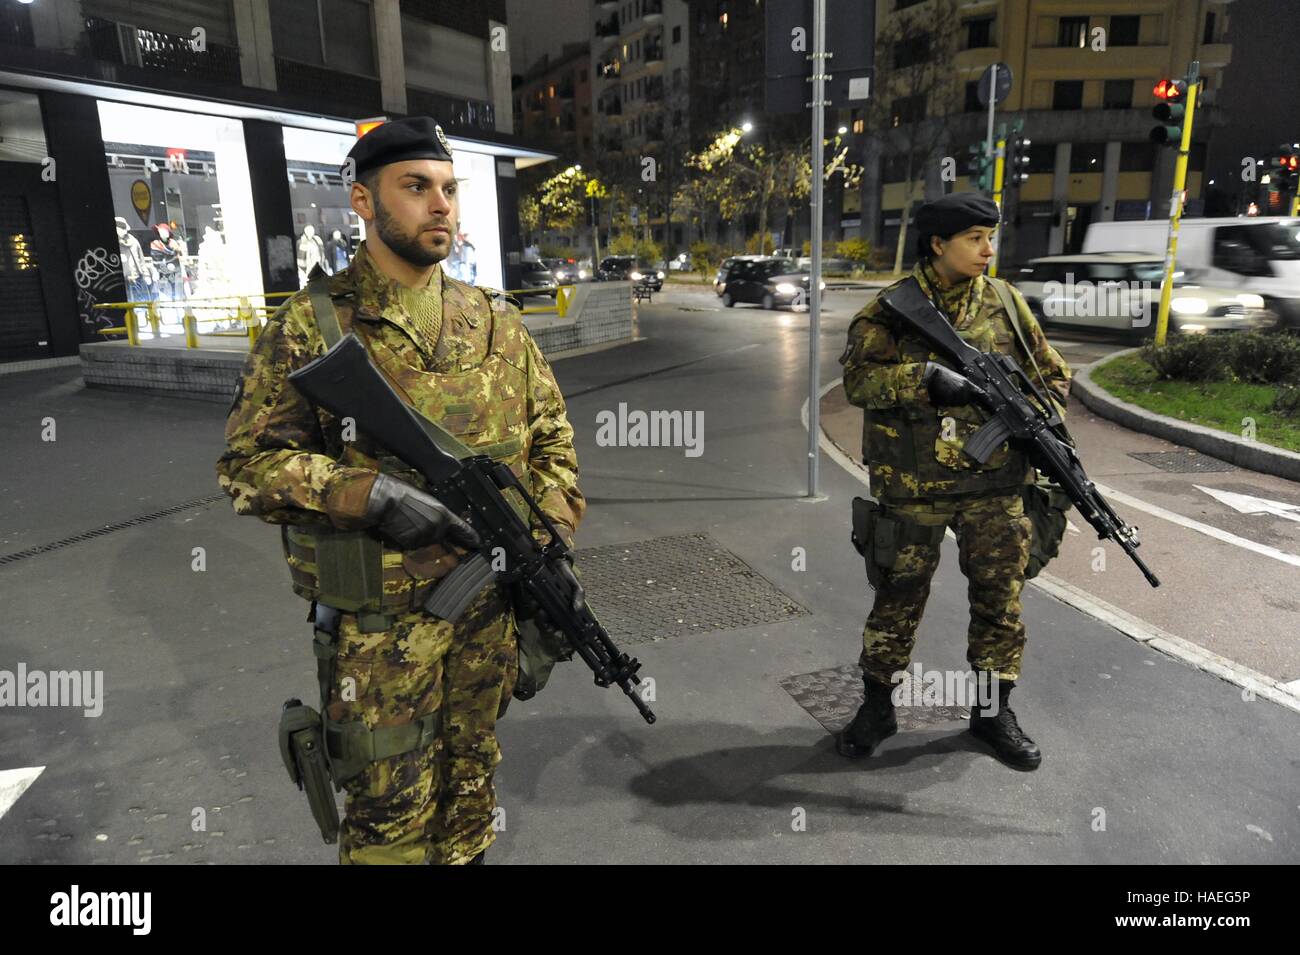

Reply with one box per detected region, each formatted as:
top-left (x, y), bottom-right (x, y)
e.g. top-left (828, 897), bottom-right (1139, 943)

top-left (1005, 132), bottom-right (1031, 188)
top-left (966, 142), bottom-right (992, 192)
top-left (1150, 79), bottom-right (1188, 145)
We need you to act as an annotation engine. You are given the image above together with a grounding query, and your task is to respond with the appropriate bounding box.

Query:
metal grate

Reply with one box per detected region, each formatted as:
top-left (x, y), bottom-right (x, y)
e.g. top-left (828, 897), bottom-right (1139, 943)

top-left (0, 494), bottom-right (227, 566)
top-left (578, 533), bottom-right (809, 645)
top-left (780, 663), bottom-right (972, 734)
top-left (1127, 450), bottom-right (1237, 473)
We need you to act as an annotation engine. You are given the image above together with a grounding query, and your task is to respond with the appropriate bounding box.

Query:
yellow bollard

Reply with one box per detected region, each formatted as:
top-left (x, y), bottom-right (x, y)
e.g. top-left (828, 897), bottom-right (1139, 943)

top-left (556, 286), bottom-right (571, 317)
top-left (147, 301), bottom-right (161, 338)
top-left (183, 306), bottom-right (199, 348)
top-left (125, 306), bottom-right (140, 346)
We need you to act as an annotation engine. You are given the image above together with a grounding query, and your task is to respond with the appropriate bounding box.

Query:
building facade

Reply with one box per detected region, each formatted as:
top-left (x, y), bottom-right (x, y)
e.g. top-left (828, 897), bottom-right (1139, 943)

top-left (514, 41), bottom-right (594, 155)
top-left (0, 0), bottom-right (559, 364)
top-left (864, 0), bottom-right (1235, 265)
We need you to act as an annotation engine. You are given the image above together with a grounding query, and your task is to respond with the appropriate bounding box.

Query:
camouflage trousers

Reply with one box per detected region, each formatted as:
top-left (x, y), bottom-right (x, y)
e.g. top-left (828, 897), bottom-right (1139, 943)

top-left (325, 585), bottom-right (517, 865)
top-left (861, 490), bottom-right (1031, 684)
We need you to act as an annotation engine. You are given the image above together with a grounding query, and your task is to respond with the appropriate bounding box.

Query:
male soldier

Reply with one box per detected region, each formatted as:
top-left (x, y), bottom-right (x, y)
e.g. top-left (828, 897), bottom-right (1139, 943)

top-left (836, 193), bottom-right (1071, 771)
top-left (217, 117), bottom-right (585, 863)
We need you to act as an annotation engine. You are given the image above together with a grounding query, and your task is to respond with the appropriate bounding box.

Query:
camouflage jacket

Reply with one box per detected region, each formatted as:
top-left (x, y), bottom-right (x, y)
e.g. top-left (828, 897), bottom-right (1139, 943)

top-left (217, 241), bottom-right (585, 563)
top-left (839, 261), bottom-right (1072, 500)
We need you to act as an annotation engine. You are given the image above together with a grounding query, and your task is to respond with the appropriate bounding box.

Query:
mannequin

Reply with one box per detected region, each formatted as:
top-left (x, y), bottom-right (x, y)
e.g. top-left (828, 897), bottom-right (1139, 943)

top-left (197, 225), bottom-right (230, 301)
top-left (116, 216), bottom-right (153, 302)
top-left (296, 224), bottom-right (325, 286)
top-left (324, 229), bottom-right (350, 274)
top-left (149, 222), bottom-right (183, 303)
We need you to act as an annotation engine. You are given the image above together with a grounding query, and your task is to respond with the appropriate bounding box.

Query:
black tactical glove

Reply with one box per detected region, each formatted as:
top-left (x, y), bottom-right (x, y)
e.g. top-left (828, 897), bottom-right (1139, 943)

top-left (513, 554), bottom-right (586, 619)
top-left (363, 472), bottom-right (482, 551)
top-left (922, 361), bottom-right (985, 407)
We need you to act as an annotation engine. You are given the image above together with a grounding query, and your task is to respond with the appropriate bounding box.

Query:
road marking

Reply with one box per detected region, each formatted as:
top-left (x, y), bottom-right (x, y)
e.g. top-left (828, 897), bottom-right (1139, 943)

top-left (807, 380), bottom-right (1300, 715)
top-left (1195, 485), bottom-right (1300, 524)
top-left (1093, 481), bottom-right (1300, 569)
top-left (0, 766), bottom-right (45, 821)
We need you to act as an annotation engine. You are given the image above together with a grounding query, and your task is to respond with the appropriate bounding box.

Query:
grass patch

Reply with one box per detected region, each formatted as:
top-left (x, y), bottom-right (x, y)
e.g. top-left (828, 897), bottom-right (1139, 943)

top-left (1091, 353), bottom-right (1300, 453)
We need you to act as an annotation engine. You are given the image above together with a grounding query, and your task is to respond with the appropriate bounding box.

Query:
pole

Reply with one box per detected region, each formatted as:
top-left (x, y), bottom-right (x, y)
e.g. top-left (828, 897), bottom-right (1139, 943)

top-left (989, 127), bottom-right (1007, 277)
top-left (807, 0), bottom-right (827, 499)
top-left (985, 64), bottom-right (997, 195)
top-left (1155, 62), bottom-right (1200, 347)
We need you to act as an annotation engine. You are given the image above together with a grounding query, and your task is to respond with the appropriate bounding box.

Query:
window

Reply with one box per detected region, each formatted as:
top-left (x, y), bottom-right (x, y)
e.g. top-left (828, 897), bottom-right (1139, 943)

top-left (893, 33), bottom-right (930, 68)
top-left (1052, 80), bottom-right (1083, 110)
top-left (1204, 11), bottom-right (1217, 44)
top-left (1026, 142), bottom-right (1056, 174)
top-left (1213, 226), bottom-right (1276, 276)
top-left (271, 0), bottom-right (374, 74)
top-left (1119, 142), bottom-right (1155, 171)
top-left (1102, 79), bottom-right (1133, 109)
top-left (965, 17), bottom-right (993, 49)
top-left (673, 25), bottom-right (681, 43)
top-left (890, 94), bottom-right (926, 126)
top-left (1109, 15), bottom-right (1139, 46)
top-left (1057, 16), bottom-right (1088, 48)
top-left (852, 118), bottom-right (864, 134)
top-left (964, 80), bottom-right (982, 112)
top-left (1069, 142), bottom-right (1105, 173)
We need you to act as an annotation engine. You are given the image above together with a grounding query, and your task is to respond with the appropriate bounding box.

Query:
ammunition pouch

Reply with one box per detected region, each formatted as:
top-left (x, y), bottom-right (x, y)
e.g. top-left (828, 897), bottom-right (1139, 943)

top-left (512, 615), bottom-right (573, 701)
top-left (1021, 474), bottom-right (1073, 579)
top-left (278, 699), bottom-right (340, 844)
top-left (851, 496), bottom-right (948, 589)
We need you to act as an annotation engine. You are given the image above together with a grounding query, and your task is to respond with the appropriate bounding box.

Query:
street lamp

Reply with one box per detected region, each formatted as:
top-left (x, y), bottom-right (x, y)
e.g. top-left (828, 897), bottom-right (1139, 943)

top-left (741, 121), bottom-right (754, 133)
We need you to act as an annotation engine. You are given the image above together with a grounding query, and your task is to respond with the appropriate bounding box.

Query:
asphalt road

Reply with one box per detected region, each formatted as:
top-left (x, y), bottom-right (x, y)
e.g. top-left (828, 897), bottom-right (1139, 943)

top-left (0, 284), bottom-right (1296, 864)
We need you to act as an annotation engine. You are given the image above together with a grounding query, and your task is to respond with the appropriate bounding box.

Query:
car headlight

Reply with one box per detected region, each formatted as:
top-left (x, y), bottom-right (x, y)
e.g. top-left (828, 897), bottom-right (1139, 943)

top-left (1179, 323), bottom-right (1207, 333)
top-left (657, 271), bottom-right (665, 279)
top-left (1237, 293), bottom-right (1265, 309)
top-left (775, 282), bottom-right (797, 294)
top-left (630, 271), bottom-right (643, 280)
top-left (578, 269), bottom-right (588, 279)
top-left (819, 281), bottom-right (826, 290)
top-left (554, 271), bottom-right (567, 280)
top-left (1171, 297), bottom-right (1208, 315)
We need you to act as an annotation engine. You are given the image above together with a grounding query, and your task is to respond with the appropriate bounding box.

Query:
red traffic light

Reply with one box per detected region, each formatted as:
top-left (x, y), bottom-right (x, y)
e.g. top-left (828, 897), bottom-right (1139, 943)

top-left (1153, 78), bottom-right (1186, 101)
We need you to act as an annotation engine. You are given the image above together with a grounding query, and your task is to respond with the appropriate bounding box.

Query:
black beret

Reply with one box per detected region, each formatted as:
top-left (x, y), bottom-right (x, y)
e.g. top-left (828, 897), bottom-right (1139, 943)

top-left (914, 192), bottom-right (1000, 259)
top-left (344, 116), bottom-right (453, 178)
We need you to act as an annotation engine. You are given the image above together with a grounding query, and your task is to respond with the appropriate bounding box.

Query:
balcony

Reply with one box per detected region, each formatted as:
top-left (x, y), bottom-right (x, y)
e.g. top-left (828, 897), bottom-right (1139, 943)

top-left (599, 95), bottom-right (622, 115)
top-left (598, 57), bottom-right (621, 79)
top-left (84, 17), bottom-right (241, 86)
top-left (601, 136), bottom-right (624, 153)
top-left (643, 0), bottom-right (664, 22)
top-left (278, 58), bottom-right (381, 113)
top-left (595, 0), bottom-right (618, 9)
top-left (644, 40), bottom-right (665, 68)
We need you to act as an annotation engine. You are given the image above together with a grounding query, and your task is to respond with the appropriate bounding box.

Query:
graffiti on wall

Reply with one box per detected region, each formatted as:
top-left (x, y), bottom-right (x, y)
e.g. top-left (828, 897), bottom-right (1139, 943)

top-left (74, 246), bottom-right (123, 332)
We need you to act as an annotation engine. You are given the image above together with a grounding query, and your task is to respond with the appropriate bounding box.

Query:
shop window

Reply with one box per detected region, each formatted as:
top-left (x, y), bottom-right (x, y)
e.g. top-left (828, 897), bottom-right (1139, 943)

top-left (97, 100), bottom-right (263, 330)
top-left (1120, 141), bottom-right (1155, 172)
top-left (1026, 143), bottom-right (1056, 174)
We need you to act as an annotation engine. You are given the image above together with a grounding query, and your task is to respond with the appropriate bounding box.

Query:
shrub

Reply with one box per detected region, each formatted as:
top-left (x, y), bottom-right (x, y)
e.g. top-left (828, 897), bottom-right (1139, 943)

top-left (690, 241), bottom-right (725, 279)
top-left (1226, 330), bottom-right (1300, 385)
top-left (745, 232), bottom-right (775, 255)
top-left (1271, 384), bottom-right (1300, 418)
top-left (1140, 336), bottom-right (1229, 382)
top-left (835, 238), bottom-right (872, 268)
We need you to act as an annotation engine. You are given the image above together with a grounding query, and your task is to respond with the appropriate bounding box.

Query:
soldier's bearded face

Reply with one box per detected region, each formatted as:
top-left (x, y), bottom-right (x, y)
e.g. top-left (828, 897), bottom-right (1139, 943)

top-left (368, 160), bottom-right (459, 268)
top-left (933, 226), bottom-right (996, 280)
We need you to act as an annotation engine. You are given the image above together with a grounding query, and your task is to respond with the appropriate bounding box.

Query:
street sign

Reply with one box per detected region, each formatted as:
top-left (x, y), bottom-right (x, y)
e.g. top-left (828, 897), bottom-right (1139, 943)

top-left (764, 0), bottom-right (875, 113)
top-left (977, 62), bottom-right (1013, 107)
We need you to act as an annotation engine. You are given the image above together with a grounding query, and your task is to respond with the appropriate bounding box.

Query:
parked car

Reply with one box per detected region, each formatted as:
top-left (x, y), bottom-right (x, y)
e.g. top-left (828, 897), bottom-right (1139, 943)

top-left (1011, 253), bottom-right (1277, 337)
top-left (713, 255), bottom-right (767, 295)
top-left (716, 256), bottom-right (827, 310)
top-left (596, 255), bottom-right (664, 290)
top-left (667, 251), bottom-right (692, 271)
top-left (518, 259), bottom-right (558, 298)
top-left (1083, 217), bottom-right (1300, 328)
top-left (541, 257), bottom-right (590, 283)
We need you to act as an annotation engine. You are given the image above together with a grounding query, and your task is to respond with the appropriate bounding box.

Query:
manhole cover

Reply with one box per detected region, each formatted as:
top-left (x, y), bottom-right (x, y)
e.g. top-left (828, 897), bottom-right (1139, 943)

top-left (578, 533), bottom-right (808, 645)
top-left (1127, 451), bottom-right (1236, 473)
top-left (779, 664), bottom-right (971, 734)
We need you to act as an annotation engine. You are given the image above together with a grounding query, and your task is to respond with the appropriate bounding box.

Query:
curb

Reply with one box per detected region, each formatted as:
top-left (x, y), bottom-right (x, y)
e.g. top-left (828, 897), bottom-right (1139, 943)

top-left (1071, 348), bottom-right (1300, 483)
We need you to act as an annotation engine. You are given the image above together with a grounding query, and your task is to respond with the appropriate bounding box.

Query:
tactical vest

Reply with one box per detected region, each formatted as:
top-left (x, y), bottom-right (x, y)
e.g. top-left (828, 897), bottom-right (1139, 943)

top-left (862, 276), bottom-right (1034, 501)
top-left (281, 269), bottom-right (532, 616)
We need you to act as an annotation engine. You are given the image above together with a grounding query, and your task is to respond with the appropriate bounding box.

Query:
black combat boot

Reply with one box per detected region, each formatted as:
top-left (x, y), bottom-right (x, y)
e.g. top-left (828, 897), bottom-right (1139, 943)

top-left (969, 675), bottom-right (1041, 771)
top-left (835, 676), bottom-right (898, 758)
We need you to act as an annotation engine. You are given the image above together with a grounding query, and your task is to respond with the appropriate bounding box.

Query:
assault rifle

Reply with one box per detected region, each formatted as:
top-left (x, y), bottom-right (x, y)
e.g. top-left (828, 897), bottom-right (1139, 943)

top-left (880, 277), bottom-right (1160, 588)
top-left (288, 334), bottom-right (657, 722)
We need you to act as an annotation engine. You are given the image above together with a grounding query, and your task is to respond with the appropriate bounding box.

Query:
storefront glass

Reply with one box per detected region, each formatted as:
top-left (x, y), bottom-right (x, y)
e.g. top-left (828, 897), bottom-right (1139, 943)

top-left (97, 100), bottom-right (262, 327)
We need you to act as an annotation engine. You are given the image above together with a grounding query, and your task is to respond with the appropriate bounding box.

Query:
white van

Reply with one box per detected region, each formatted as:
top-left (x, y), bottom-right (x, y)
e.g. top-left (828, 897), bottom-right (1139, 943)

top-left (1081, 217), bottom-right (1300, 328)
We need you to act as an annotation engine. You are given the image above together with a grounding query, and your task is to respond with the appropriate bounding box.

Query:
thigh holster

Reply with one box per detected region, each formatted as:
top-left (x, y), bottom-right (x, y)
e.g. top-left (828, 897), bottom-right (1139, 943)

top-left (851, 497), bottom-right (947, 588)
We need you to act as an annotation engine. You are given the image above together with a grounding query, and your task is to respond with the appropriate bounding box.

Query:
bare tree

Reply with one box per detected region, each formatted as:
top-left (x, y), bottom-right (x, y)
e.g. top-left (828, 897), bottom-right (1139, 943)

top-left (865, 0), bottom-right (963, 274)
